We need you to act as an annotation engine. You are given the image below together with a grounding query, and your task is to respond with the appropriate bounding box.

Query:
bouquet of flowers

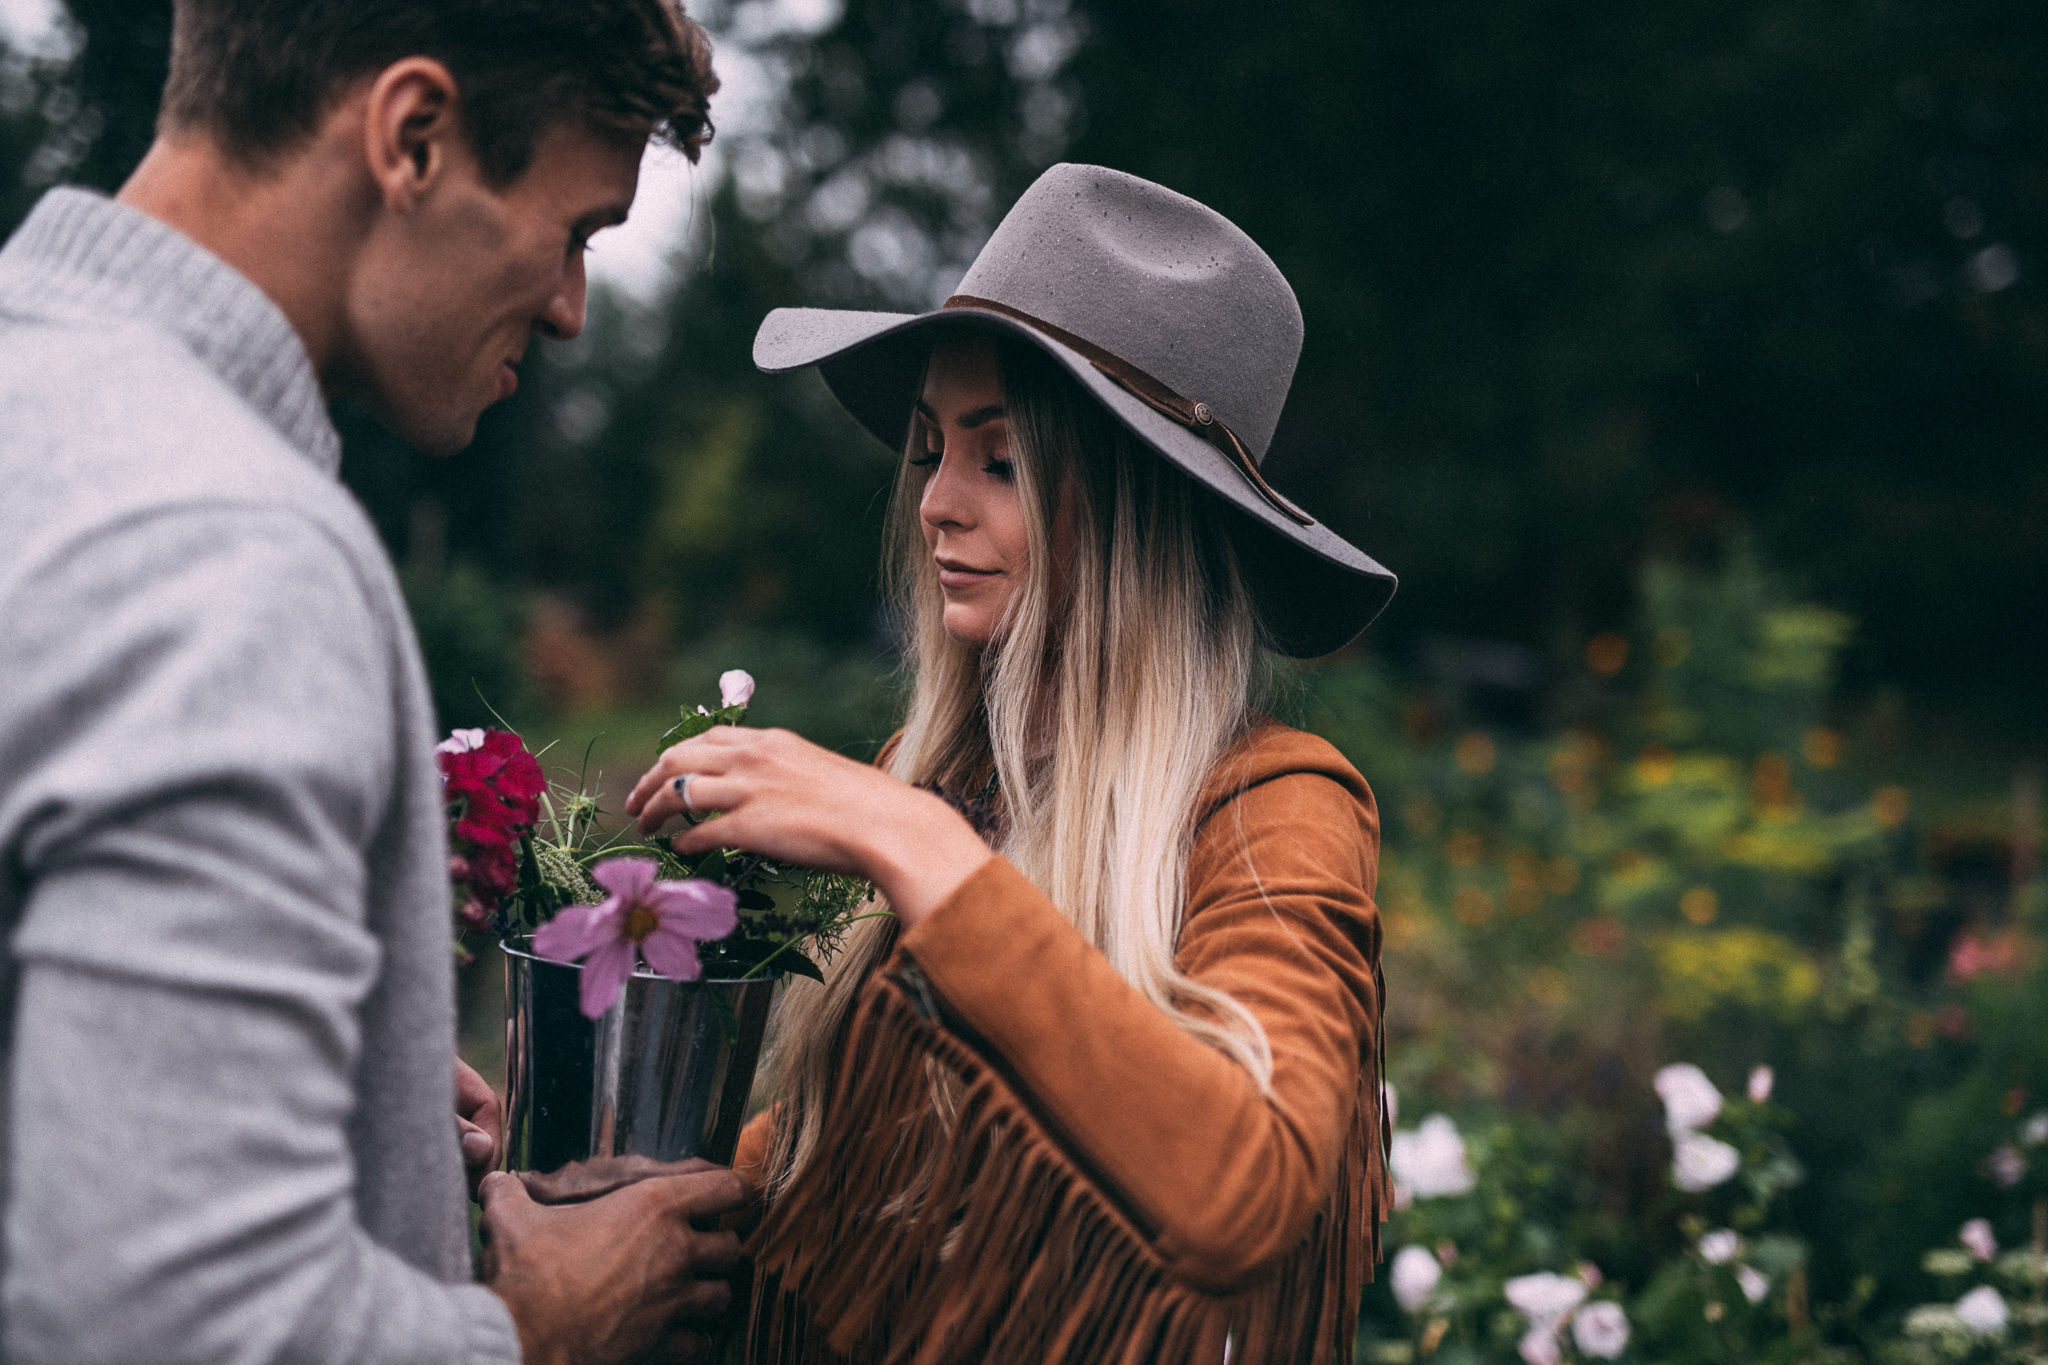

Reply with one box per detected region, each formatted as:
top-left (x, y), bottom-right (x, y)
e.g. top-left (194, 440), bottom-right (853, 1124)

top-left (438, 670), bottom-right (877, 1018)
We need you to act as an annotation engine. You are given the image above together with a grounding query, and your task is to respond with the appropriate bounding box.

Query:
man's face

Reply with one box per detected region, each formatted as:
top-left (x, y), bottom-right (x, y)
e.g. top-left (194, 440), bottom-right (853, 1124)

top-left (345, 120), bottom-right (642, 455)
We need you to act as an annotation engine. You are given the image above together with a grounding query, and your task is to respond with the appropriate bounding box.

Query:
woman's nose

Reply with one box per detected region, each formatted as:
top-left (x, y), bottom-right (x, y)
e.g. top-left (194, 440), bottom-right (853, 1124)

top-left (919, 450), bottom-right (976, 530)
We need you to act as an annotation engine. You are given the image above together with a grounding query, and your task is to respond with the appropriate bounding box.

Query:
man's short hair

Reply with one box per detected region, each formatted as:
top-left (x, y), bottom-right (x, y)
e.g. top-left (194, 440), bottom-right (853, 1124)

top-left (160, 0), bottom-right (718, 182)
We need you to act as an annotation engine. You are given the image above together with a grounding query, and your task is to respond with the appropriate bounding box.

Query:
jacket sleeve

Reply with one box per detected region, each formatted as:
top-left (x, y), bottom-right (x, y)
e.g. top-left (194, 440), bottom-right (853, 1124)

top-left (1, 507), bottom-right (520, 1365)
top-left (895, 742), bottom-right (1381, 1291)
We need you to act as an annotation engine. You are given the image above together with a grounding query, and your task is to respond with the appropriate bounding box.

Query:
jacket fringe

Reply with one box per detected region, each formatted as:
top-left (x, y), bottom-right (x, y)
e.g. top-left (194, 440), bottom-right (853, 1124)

top-left (745, 968), bottom-right (1389, 1364)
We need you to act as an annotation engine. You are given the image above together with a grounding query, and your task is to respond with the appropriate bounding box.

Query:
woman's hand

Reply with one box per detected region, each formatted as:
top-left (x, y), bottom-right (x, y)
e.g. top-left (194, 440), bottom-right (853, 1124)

top-left (623, 727), bottom-right (993, 929)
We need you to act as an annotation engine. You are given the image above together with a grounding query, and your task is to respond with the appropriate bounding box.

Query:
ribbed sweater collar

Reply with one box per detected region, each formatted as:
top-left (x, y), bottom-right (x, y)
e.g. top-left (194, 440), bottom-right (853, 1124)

top-left (0, 186), bottom-right (341, 476)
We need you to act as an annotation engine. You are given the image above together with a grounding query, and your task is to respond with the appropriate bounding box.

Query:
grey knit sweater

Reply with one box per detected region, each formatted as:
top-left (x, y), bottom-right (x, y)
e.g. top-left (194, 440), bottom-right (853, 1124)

top-left (0, 189), bottom-right (521, 1363)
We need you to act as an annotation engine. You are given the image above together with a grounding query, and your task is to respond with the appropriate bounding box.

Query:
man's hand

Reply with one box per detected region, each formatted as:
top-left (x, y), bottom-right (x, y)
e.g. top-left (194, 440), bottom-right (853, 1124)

top-left (519, 1154), bottom-right (719, 1205)
top-left (479, 1166), bottom-right (748, 1365)
top-left (455, 1058), bottom-right (501, 1199)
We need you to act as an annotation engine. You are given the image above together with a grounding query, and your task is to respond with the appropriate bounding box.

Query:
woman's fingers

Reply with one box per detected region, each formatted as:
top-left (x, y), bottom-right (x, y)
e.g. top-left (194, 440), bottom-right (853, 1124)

top-left (636, 773), bottom-right (740, 837)
top-left (625, 729), bottom-right (747, 819)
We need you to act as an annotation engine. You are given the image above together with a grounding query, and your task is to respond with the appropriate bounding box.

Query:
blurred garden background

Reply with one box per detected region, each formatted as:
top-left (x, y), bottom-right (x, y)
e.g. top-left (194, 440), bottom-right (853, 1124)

top-left (3, 0), bottom-right (2043, 1358)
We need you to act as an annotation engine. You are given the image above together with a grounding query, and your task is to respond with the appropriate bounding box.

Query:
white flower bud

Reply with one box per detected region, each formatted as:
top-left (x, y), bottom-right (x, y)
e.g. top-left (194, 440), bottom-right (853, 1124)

top-left (1672, 1131), bottom-right (1740, 1191)
top-left (719, 669), bottom-right (756, 708)
top-left (1955, 1285), bottom-right (2009, 1336)
top-left (1572, 1301), bottom-right (1631, 1359)
top-left (1655, 1063), bottom-right (1724, 1135)
top-left (1389, 1114), bottom-right (1477, 1200)
top-left (1698, 1228), bottom-right (1740, 1264)
top-left (1390, 1245), bottom-right (1442, 1313)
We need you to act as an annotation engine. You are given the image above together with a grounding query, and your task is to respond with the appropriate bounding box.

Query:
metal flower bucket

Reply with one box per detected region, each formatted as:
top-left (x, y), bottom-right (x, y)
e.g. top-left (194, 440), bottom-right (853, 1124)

top-left (500, 940), bottom-right (778, 1173)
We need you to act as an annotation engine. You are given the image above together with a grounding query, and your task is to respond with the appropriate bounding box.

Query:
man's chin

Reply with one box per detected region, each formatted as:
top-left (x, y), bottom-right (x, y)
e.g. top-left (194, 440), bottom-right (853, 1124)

top-left (361, 399), bottom-right (483, 458)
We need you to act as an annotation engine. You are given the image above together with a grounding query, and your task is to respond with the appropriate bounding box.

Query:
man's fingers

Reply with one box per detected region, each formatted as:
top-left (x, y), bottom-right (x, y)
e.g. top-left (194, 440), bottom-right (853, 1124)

top-left (459, 1121), bottom-right (495, 1166)
top-left (648, 1328), bottom-right (720, 1364)
top-left (671, 1273), bottom-right (735, 1322)
top-left (660, 1167), bottom-right (750, 1222)
top-left (477, 1169), bottom-right (533, 1217)
top-left (682, 1228), bottom-right (744, 1278)
top-left (521, 1153), bottom-right (707, 1204)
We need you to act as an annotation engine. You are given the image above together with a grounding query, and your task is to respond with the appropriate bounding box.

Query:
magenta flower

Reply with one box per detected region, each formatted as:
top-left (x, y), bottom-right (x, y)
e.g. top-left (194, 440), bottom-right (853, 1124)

top-left (531, 857), bottom-right (739, 1019)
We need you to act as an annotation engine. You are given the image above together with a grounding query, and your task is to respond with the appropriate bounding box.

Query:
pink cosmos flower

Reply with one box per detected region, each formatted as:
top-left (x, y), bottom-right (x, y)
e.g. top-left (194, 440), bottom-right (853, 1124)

top-left (531, 857), bottom-right (739, 1019)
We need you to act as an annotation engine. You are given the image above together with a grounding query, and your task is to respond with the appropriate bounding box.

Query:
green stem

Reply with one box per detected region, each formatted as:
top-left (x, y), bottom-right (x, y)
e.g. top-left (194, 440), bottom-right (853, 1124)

top-left (740, 910), bottom-right (899, 980)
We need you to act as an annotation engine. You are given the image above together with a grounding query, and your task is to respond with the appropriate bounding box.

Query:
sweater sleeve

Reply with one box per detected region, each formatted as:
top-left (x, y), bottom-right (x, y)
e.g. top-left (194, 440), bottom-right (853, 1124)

top-left (0, 507), bottom-right (520, 1365)
top-left (895, 733), bottom-right (1381, 1291)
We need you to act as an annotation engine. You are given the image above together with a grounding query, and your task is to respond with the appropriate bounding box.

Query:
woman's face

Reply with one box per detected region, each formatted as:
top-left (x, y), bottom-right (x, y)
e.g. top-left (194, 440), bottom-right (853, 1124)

top-left (914, 334), bottom-right (1031, 647)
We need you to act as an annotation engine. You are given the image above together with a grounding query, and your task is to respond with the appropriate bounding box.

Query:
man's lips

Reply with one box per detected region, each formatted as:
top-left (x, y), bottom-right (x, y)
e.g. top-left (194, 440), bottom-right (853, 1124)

top-left (497, 363), bottom-right (519, 401)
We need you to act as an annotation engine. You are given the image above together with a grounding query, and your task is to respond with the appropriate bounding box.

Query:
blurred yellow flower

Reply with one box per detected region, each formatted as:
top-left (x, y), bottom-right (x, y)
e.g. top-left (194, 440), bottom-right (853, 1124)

top-left (1528, 966), bottom-right (1571, 1007)
top-left (1655, 927), bottom-right (1820, 1022)
top-left (1635, 745), bottom-right (1678, 787)
top-left (1446, 829), bottom-right (1486, 868)
top-left (1454, 731), bottom-right (1498, 776)
top-left (1587, 632), bottom-right (1630, 677)
top-left (1801, 726), bottom-right (1843, 769)
top-left (1454, 887), bottom-right (1496, 925)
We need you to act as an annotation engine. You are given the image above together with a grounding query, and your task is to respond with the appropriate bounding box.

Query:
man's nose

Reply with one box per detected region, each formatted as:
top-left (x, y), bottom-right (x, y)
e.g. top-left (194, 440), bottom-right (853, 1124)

top-left (537, 257), bottom-right (588, 341)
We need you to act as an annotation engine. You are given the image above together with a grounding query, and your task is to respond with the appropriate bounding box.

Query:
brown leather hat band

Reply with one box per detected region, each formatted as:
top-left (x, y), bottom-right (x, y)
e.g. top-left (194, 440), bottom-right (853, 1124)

top-left (942, 294), bottom-right (1314, 527)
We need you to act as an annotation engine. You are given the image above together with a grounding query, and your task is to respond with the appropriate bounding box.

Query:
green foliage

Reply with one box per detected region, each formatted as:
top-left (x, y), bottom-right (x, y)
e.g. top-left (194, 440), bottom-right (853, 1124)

top-left (1305, 544), bottom-right (2045, 1357)
top-left (402, 560), bottom-right (535, 731)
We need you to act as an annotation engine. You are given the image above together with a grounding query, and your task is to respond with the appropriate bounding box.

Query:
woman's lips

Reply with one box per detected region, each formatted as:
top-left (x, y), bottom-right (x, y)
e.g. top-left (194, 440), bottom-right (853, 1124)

top-left (936, 561), bottom-right (999, 590)
top-left (497, 363), bottom-right (519, 400)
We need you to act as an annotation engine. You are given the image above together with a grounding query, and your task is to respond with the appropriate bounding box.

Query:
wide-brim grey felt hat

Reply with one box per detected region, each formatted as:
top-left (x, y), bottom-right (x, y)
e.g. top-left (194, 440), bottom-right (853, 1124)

top-left (753, 162), bottom-right (1397, 657)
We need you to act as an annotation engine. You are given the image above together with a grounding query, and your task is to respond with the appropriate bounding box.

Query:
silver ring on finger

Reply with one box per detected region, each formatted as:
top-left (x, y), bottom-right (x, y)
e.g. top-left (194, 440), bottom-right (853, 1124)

top-left (671, 773), bottom-right (697, 815)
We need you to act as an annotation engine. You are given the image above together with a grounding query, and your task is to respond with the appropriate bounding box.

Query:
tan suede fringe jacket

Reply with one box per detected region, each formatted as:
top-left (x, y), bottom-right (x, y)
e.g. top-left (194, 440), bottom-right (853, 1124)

top-left (733, 722), bottom-right (1390, 1364)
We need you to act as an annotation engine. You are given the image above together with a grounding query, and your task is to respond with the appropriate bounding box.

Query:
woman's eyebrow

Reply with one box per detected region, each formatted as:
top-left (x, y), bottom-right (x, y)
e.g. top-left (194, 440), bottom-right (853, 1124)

top-left (912, 399), bottom-right (1008, 429)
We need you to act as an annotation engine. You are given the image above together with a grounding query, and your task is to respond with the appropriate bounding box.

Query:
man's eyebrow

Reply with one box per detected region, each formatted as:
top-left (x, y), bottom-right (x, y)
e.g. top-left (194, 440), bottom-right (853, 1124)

top-left (912, 399), bottom-right (1008, 429)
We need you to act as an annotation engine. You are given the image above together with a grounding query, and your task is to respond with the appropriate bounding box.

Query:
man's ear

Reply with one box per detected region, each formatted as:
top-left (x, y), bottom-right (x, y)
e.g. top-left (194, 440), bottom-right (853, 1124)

top-left (361, 56), bottom-right (463, 211)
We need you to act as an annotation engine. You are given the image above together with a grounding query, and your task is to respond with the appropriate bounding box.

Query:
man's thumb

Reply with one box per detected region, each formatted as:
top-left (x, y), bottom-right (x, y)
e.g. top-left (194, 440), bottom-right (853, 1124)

top-left (478, 1169), bottom-right (531, 1212)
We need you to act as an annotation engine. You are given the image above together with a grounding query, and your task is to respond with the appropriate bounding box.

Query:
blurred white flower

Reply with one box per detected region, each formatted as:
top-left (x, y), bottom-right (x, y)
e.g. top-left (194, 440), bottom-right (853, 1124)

top-left (1698, 1228), bottom-right (1740, 1264)
top-left (1955, 1285), bottom-right (2009, 1336)
top-left (1960, 1218), bottom-right (1997, 1262)
top-left (1517, 1327), bottom-right (1562, 1365)
top-left (436, 728), bottom-right (486, 755)
top-left (1576, 1261), bottom-right (1603, 1289)
top-left (2024, 1111), bottom-right (2048, 1147)
top-left (1572, 1301), bottom-right (1631, 1359)
top-left (1988, 1145), bottom-right (2026, 1189)
top-left (1655, 1063), bottom-right (1724, 1136)
top-left (1735, 1265), bottom-right (1770, 1304)
top-left (1383, 1081), bottom-right (1399, 1127)
top-left (1390, 1114), bottom-right (1477, 1199)
top-left (719, 669), bottom-right (756, 708)
top-left (1747, 1065), bottom-right (1774, 1104)
top-left (1673, 1131), bottom-right (1741, 1191)
top-left (1505, 1272), bottom-right (1588, 1328)
top-left (1390, 1245), bottom-right (1442, 1313)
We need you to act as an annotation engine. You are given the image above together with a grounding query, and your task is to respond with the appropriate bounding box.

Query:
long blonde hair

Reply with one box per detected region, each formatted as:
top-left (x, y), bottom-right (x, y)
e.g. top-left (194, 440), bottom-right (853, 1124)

top-left (764, 330), bottom-right (1275, 1193)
